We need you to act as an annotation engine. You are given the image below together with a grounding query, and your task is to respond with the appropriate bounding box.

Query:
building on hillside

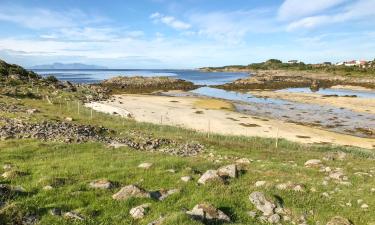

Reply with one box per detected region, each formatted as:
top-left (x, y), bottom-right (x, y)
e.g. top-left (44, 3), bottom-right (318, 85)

top-left (287, 60), bottom-right (299, 64)
top-left (336, 60), bottom-right (368, 67)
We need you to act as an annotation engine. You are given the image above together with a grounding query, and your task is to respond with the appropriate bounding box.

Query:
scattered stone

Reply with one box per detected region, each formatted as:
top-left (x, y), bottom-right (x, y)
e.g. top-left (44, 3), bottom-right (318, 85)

top-left (64, 211), bottom-right (85, 221)
top-left (304, 159), bottom-right (322, 167)
top-left (138, 163), bottom-right (153, 169)
top-left (255, 181), bottom-right (267, 187)
top-left (3, 163), bottom-right (14, 170)
top-left (65, 117), bottom-right (73, 122)
top-left (150, 189), bottom-right (179, 201)
top-left (322, 192), bottom-right (330, 198)
top-left (26, 109), bottom-right (39, 114)
top-left (130, 203), bottom-right (151, 219)
top-left (181, 176), bottom-right (192, 182)
top-left (186, 203), bottom-right (231, 223)
top-left (249, 192), bottom-right (276, 216)
top-left (275, 182), bottom-right (305, 192)
top-left (89, 179), bottom-right (113, 189)
top-left (268, 214), bottom-right (281, 224)
top-left (112, 185), bottom-right (150, 200)
top-left (235, 158), bottom-right (251, 165)
top-left (326, 216), bottom-right (353, 225)
top-left (217, 164), bottom-right (237, 178)
top-left (324, 152), bottom-right (347, 161)
top-left (107, 141), bottom-right (127, 149)
top-left (361, 204), bottom-right (368, 209)
top-left (1, 170), bottom-right (27, 179)
top-left (197, 170), bottom-right (223, 184)
top-left (43, 185), bottom-right (54, 191)
top-left (166, 169), bottom-right (176, 173)
top-left (329, 171), bottom-right (346, 181)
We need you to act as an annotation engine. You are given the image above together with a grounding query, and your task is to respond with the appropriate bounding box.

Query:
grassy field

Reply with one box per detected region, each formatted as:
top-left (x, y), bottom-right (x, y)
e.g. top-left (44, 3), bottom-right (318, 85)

top-left (0, 86), bottom-right (374, 225)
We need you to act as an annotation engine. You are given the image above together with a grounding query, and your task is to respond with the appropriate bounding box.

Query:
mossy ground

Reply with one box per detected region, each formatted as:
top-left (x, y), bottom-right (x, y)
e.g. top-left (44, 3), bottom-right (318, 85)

top-left (0, 86), bottom-right (374, 225)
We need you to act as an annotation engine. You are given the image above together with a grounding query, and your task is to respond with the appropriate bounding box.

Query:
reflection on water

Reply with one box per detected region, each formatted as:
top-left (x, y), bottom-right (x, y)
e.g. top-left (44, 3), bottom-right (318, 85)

top-left (188, 87), bottom-right (375, 138)
top-left (278, 87), bottom-right (375, 98)
top-left (33, 69), bottom-right (248, 85)
top-left (191, 87), bottom-right (288, 105)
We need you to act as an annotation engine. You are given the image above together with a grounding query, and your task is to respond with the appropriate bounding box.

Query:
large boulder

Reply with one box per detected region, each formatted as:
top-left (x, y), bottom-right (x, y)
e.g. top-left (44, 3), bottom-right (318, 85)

top-left (304, 159), bottom-right (322, 168)
top-left (186, 203), bottom-right (231, 223)
top-left (249, 192), bottom-right (276, 216)
top-left (112, 185), bottom-right (150, 200)
top-left (197, 170), bottom-right (223, 184)
top-left (217, 164), bottom-right (237, 178)
top-left (89, 179), bottom-right (114, 189)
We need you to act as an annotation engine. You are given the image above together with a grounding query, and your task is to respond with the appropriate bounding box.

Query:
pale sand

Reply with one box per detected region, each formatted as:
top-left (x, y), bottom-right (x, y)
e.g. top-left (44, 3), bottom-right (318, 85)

top-left (330, 85), bottom-right (374, 91)
top-left (250, 91), bottom-right (375, 114)
top-left (86, 94), bottom-right (375, 149)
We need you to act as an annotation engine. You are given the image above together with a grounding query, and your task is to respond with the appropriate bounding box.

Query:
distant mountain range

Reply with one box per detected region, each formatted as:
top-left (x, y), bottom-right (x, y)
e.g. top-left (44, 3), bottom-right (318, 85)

top-left (29, 63), bottom-right (108, 70)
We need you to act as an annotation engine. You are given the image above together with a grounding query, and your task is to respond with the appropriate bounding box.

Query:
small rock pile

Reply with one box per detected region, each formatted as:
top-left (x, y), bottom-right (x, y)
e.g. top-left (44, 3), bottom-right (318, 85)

top-left (0, 119), bottom-right (111, 142)
top-left (0, 102), bottom-right (27, 113)
top-left (198, 164), bottom-right (238, 184)
top-left (249, 192), bottom-right (287, 224)
top-left (0, 118), bottom-right (204, 156)
top-left (159, 142), bottom-right (204, 156)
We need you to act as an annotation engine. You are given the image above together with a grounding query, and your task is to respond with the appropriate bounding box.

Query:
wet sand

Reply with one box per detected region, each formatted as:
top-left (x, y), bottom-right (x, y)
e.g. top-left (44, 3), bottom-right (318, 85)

top-left (86, 94), bottom-right (375, 149)
top-left (250, 90), bottom-right (375, 114)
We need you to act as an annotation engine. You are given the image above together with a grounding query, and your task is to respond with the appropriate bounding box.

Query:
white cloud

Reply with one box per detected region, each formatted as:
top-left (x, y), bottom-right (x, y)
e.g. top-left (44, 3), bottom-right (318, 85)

top-left (150, 12), bottom-right (191, 30)
top-left (0, 4), bottom-right (107, 30)
top-left (188, 9), bottom-right (279, 43)
top-left (285, 0), bottom-right (375, 30)
top-left (278, 0), bottom-right (347, 21)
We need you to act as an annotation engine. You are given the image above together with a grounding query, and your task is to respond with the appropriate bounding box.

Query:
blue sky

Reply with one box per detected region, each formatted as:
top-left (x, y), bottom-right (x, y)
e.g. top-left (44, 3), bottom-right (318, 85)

top-left (0, 0), bottom-right (374, 68)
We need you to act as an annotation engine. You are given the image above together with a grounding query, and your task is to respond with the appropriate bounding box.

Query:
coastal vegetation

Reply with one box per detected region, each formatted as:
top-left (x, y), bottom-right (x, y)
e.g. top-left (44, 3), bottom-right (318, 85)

top-left (0, 60), bottom-right (374, 224)
top-left (202, 59), bottom-right (375, 78)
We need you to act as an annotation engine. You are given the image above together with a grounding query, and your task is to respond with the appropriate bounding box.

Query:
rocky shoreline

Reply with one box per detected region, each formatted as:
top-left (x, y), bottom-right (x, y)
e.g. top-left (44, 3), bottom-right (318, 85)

top-left (212, 70), bottom-right (375, 91)
top-left (100, 76), bottom-right (199, 93)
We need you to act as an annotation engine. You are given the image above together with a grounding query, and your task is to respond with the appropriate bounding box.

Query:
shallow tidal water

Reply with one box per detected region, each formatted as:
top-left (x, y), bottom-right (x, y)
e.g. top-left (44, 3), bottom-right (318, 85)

top-left (277, 87), bottom-right (375, 98)
top-left (190, 87), bottom-right (375, 138)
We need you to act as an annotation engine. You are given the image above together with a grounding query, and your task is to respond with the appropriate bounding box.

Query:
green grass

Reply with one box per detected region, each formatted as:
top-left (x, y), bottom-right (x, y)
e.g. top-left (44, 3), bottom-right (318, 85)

top-left (0, 87), bottom-right (374, 224)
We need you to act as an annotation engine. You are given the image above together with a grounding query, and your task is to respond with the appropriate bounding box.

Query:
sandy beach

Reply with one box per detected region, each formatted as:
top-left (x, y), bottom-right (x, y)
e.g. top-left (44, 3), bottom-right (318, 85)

top-left (250, 90), bottom-right (375, 114)
top-left (86, 94), bottom-right (375, 149)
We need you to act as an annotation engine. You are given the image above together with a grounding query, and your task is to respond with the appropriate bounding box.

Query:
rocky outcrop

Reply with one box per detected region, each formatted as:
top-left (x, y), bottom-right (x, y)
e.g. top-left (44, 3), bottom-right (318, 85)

top-left (214, 70), bottom-right (375, 90)
top-left (101, 76), bottom-right (198, 93)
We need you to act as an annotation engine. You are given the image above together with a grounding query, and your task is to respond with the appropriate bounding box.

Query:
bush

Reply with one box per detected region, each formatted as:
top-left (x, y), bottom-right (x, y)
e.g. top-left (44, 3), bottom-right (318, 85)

top-left (44, 75), bottom-right (58, 83)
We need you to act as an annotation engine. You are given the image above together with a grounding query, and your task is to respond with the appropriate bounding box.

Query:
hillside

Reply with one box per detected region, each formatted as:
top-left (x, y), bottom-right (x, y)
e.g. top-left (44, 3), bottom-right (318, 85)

top-left (0, 59), bottom-right (40, 80)
top-left (29, 63), bottom-right (108, 70)
top-left (202, 59), bottom-right (375, 78)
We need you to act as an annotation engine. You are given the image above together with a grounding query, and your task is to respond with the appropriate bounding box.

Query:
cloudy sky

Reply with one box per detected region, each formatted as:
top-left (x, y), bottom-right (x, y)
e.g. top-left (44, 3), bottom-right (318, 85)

top-left (0, 0), bottom-right (374, 68)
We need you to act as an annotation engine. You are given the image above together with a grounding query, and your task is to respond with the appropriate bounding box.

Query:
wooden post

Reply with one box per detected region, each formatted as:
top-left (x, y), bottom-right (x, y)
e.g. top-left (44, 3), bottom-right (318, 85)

top-left (77, 101), bottom-right (80, 115)
top-left (90, 108), bottom-right (93, 119)
top-left (207, 120), bottom-right (211, 138)
top-left (160, 115), bottom-right (163, 125)
top-left (275, 128), bottom-right (279, 149)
